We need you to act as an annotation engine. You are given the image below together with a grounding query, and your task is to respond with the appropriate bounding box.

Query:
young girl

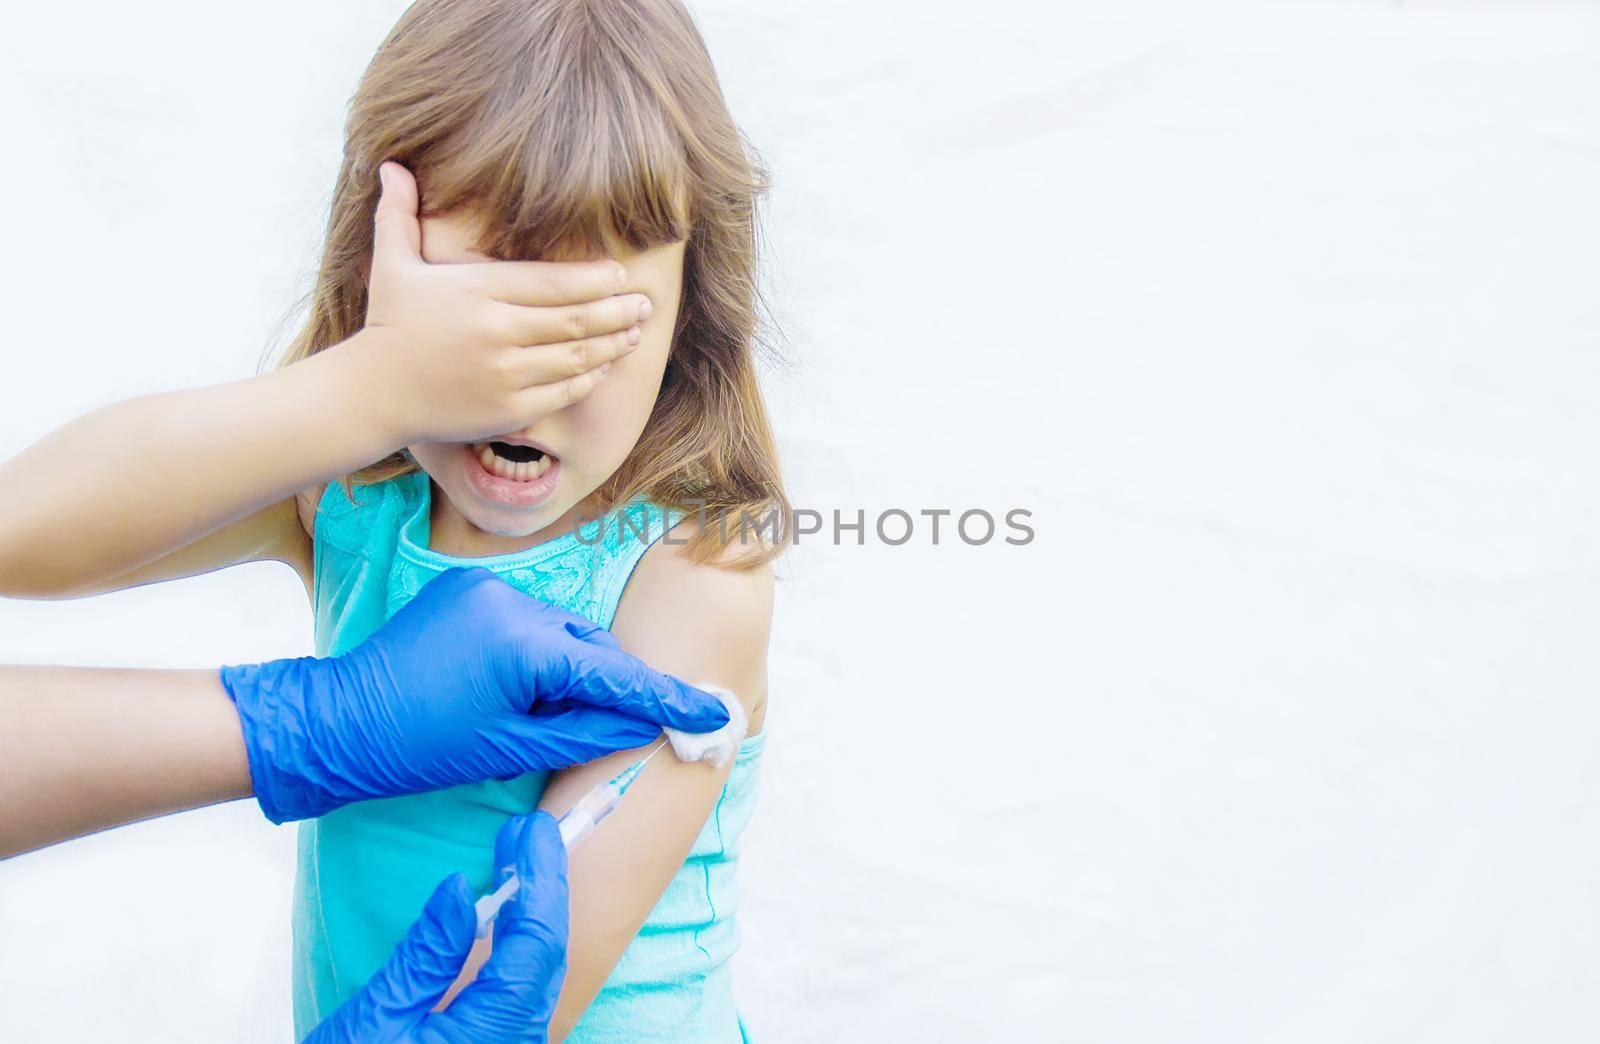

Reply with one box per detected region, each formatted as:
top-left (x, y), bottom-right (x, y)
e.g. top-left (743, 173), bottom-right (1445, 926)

top-left (0, 0), bottom-right (786, 1039)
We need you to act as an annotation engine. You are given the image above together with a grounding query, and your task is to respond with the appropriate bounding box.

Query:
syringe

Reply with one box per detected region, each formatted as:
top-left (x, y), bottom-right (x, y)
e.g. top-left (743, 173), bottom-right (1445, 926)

top-left (473, 741), bottom-right (667, 938)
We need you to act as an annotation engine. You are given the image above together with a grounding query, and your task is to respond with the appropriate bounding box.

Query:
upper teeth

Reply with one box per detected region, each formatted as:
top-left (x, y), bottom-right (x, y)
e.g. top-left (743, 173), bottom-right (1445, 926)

top-left (478, 443), bottom-right (552, 482)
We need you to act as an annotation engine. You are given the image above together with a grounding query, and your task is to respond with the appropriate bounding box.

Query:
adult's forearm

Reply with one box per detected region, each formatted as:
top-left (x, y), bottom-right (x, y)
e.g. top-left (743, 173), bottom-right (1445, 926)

top-left (0, 666), bottom-right (253, 858)
top-left (0, 338), bottom-right (398, 596)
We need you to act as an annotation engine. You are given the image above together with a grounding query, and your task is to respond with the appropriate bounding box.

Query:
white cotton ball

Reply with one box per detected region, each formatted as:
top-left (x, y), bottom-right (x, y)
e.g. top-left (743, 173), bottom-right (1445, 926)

top-left (663, 686), bottom-right (748, 768)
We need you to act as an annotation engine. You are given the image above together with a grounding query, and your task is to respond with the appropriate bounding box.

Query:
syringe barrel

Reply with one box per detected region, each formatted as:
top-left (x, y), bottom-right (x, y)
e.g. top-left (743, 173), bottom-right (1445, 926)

top-left (558, 781), bottom-right (625, 848)
top-left (558, 808), bottom-right (597, 847)
top-left (475, 779), bottom-right (630, 937)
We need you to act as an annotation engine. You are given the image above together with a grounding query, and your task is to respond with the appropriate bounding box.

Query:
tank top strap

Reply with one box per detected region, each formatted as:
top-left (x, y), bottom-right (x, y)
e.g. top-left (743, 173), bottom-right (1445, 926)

top-left (311, 473), bottom-right (431, 656)
top-left (314, 471), bottom-right (430, 558)
top-left (584, 500), bottom-right (683, 629)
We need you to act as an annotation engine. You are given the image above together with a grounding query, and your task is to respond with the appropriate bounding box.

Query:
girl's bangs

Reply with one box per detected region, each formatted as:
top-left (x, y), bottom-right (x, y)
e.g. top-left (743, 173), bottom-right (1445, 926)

top-left (412, 73), bottom-right (697, 262)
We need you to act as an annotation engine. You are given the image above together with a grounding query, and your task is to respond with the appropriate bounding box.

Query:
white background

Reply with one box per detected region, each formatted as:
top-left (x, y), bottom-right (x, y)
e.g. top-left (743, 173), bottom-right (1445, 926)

top-left (2, 0), bottom-right (1598, 1040)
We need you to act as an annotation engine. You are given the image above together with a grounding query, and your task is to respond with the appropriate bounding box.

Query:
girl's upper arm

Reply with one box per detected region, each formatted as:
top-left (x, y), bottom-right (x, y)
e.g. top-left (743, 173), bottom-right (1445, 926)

top-left (537, 529), bottom-right (773, 1040)
top-left (74, 485), bottom-right (324, 597)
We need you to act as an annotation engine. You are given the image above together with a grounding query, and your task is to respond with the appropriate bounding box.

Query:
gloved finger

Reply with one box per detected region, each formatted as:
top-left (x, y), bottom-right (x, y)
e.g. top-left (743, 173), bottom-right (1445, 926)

top-left (486, 814), bottom-right (570, 992)
top-left (562, 643), bottom-right (731, 733)
top-left (398, 566), bottom-right (496, 615)
top-left (565, 617), bottom-right (621, 650)
top-left (429, 565), bottom-right (496, 592)
top-left (495, 706), bottom-right (664, 771)
top-left (492, 812), bottom-right (533, 874)
top-left (342, 872), bottom-right (477, 1026)
top-left (440, 814), bottom-right (569, 1033)
top-left (504, 811), bottom-right (568, 948)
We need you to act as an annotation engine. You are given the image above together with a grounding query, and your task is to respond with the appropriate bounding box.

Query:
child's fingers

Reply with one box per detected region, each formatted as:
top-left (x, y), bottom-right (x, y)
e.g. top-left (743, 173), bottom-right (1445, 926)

top-left (515, 365), bottom-right (613, 415)
top-left (476, 257), bottom-right (628, 307)
top-left (370, 161), bottom-right (423, 265)
top-left (497, 294), bottom-right (652, 348)
top-left (509, 328), bottom-right (640, 387)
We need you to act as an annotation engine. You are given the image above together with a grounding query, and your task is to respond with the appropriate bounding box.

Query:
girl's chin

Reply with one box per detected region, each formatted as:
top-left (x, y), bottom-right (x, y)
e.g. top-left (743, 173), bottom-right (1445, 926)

top-left (465, 515), bottom-right (551, 539)
top-left (448, 499), bottom-right (572, 542)
top-left (449, 482), bottom-right (570, 540)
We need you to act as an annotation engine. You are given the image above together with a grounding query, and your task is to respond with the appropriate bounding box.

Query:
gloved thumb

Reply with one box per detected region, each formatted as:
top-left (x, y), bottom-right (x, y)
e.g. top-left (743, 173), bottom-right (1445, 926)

top-left (437, 815), bottom-right (568, 1035)
top-left (338, 872), bottom-right (477, 1029)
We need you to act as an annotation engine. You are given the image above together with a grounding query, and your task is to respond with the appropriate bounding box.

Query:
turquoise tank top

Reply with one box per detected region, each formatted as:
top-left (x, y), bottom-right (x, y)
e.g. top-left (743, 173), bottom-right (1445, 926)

top-left (293, 472), bottom-right (763, 1042)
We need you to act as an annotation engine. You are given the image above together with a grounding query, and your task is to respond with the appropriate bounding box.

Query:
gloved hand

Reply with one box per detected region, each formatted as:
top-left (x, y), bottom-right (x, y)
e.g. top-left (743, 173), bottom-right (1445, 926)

top-left (305, 813), bottom-right (568, 1044)
top-left (221, 567), bottom-right (729, 823)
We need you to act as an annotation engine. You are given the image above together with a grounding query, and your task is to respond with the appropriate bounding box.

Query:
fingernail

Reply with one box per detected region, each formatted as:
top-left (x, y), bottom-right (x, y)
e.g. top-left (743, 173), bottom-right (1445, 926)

top-left (626, 325), bottom-right (641, 346)
top-left (638, 298), bottom-right (653, 321)
top-left (598, 362), bottom-right (613, 376)
top-left (614, 265), bottom-right (627, 287)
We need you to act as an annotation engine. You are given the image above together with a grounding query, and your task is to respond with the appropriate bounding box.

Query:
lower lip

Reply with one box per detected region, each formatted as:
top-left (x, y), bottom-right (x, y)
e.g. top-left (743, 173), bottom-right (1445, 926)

top-left (461, 444), bottom-right (563, 509)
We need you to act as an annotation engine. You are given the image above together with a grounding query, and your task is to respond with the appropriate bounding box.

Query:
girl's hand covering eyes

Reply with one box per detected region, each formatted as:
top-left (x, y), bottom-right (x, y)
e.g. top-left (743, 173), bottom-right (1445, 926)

top-left (345, 161), bottom-right (650, 445)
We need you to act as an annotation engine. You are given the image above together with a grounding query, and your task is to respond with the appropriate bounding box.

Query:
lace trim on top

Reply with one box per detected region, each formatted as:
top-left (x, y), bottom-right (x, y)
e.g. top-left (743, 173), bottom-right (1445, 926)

top-left (384, 486), bottom-right (677, 630)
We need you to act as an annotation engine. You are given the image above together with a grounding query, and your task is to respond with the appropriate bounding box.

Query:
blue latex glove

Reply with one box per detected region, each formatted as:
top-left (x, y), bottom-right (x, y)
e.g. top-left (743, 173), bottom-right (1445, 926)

top-left (221, 567), bottom-right (729, 823)
top-left (305, 812), bottom-right (568, 1044)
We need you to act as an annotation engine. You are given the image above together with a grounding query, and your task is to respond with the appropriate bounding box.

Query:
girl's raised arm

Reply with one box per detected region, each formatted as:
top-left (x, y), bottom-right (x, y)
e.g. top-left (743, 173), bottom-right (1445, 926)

top-left (0, 163), bottom-right (645, 598)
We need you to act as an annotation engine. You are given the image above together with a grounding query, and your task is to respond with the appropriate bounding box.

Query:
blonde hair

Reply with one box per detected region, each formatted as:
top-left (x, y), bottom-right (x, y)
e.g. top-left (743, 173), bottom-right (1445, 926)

top-left (280, 0), bottom-right (789, 567)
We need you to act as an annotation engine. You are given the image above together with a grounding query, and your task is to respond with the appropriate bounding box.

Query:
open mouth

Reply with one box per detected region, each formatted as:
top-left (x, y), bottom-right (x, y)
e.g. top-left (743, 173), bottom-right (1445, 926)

top-left (472, 441), bottom-right (556, 482)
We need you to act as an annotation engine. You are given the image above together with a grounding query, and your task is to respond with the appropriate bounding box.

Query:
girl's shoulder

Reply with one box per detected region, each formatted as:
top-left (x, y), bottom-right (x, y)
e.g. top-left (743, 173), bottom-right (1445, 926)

top-left (612, 515), bottom-right (775, 733)
top-left (624, 512), bottom-right (776, 621)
